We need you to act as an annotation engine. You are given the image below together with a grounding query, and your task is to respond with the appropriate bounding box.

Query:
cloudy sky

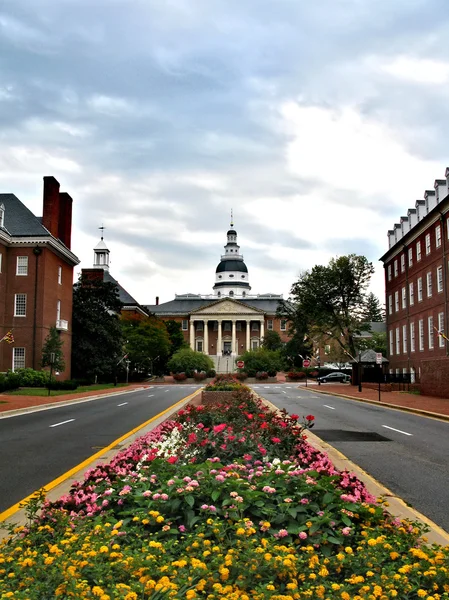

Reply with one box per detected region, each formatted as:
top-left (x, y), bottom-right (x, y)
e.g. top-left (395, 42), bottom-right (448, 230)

top-left (1, 0), bottom-right (449, 306)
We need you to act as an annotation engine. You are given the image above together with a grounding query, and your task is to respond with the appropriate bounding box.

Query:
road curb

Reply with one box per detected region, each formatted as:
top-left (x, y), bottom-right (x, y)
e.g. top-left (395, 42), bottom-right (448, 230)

top-left (259, 395), bottom-right (449, 547)
top-left (308, 389), bottom-right (449, 423)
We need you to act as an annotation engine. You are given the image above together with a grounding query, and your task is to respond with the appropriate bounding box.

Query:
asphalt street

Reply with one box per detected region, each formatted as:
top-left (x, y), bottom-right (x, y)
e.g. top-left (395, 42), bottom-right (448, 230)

top-left (0, 385), bottom-right (200, 512)
top-left (251, 384), bottom-right (449, 533)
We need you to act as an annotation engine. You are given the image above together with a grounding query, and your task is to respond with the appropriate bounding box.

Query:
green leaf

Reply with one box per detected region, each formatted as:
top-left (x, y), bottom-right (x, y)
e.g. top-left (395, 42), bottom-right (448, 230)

top-left (341, 515), bottom-right (352, 527)
top-left (322, 492), bottom-right (335, 505)
top-left (185, 495), bottom-right (195, 508)
top-left (326, 535), bottom-right (343, 545)
top-left (309, 522), bottom-right (321, 535)
top-left (287, 507), bottom-right (298, 519)
top-left (211, 490), bottom-right (221, 502)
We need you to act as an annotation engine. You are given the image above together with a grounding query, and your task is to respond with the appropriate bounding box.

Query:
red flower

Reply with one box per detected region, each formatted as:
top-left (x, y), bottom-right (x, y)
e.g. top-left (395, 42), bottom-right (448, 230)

top-left (246, 413), bottom-right (253, 419)
top-left (306, 415), bottom-right (315, 421)
top-left (213, 424), bottom-right (227, 434)
top-left (260, 422), bottom-right (268, 429)
top-left (271, 437), bottom-right (281, 444)
top-left (290, 414), bottom-right (299, 421)
top-left (187, 433), bottom-right (197, 444)
top-left (167, 456), bottom-right (178, 464)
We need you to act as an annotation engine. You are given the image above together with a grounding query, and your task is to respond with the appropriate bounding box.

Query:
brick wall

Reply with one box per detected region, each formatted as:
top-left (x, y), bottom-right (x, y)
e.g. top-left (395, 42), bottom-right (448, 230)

top-left (421, 357), bottom-right (449, 397)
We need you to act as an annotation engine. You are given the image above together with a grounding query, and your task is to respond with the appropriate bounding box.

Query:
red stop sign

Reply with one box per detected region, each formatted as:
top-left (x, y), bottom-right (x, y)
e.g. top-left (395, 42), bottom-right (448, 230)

top-left (303, 359), bottom-right (311, 367)
top-left (237, 361), bottom-right (245, 369)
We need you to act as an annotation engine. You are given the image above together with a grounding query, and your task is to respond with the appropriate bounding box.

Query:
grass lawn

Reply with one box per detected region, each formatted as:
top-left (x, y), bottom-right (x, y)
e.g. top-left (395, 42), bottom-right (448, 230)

top-left (5, 383), bottom-right (128, 396)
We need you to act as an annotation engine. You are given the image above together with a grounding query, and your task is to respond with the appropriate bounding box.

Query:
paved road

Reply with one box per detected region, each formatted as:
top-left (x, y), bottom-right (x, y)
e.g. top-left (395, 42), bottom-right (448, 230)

top-left (0, 385), bottom-right (200, 512)
top-left (251, 384), bottom-right (449, 533)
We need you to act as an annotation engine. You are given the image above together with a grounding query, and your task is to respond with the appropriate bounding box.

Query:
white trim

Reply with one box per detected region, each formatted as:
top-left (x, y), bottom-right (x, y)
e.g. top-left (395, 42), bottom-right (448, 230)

top-left (14, 293), bottom-right (26, 317)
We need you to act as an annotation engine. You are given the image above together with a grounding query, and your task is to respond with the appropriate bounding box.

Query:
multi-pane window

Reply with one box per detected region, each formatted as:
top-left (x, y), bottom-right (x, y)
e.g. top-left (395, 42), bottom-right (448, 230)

top-left (418, 277), bottom-right (423, 301)
top-left (13, 347), bottom-right (25, 371)
top-left (388, 295), bottom-right (393, 315)
top-left (182, 319), bottom-right (188, 331)
top-left (280, 319), bottom-right (287, 331)
top-left (402, 324), bottom-right (407, 354)
top-left (387, 265), bottom-right (392, 281)
top-left (419, 319), bottom-right (424, 351)
top-left (427, 272), bottom-right (432, 297)
top-left (394, 260), bottom-right (398, 276)
top-left (425, 233), bottom-right (431, 255)
top-left (417, 241), bottom-right (422, 261)
top-left (409, 282), bottom-right (414, 306)
top-left (395, 291), bottom-right (399, 312)
top-left (389, 330), bottom-right (394, 355)
top-left (410, 322), bottom-right (415, 352)
top-left (267, 319), bottom-right (273, 330)
top-left (196, 321), bottom-right (204, 331)
top-left (401, 287), bottom-right (406, 309)
top-left (408, 248), bottom-right (413, 267)
top-left (436, 225), bottom-right (442, 248)
top-left (251, 322), bottom-right (259, 331)
top-left (16, 256), bottom-right (28, 276)
top-left (437, 266), bottom-right (443, 293)
top-left (395, 327), bottom-right (400, 355)
top-left (224, 321), bottom-right (232, 331)
top-left (428, 316), bottom-right (434, 350)
top-left (400, 254), bottom-right (405, 273)
top-left (438, 313), bottom-right (445, 348)
top-left (14, 293), bottom-right (26, 316)
top-left (58, 266), bottom-right (62, 285)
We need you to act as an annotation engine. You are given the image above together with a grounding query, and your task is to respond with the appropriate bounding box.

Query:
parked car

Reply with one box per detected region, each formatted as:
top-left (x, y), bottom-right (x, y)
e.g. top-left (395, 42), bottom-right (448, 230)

top-left (317, 372), bottom-right (351, 383)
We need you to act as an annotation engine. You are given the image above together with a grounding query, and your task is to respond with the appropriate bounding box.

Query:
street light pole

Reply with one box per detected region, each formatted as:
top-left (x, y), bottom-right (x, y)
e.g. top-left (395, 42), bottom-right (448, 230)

top-left (358, 351), bottom-right (362, 392)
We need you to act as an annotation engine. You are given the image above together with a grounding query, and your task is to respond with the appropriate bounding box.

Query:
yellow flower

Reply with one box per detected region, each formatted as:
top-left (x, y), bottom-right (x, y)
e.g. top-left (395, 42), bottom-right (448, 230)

top-left (156, 516), bottom-right (164, 523)
top-left (345, 547), bottom-right (353, 554)
top-left (331, 584), bottom-right (341, 591)
top-left (266, 585), bottom-right (275, 591)
top-left (236, 528), bottom-right (245, 536)
top-left (341, 593), bottom-right (350, 600)
top-left (186, 591), bottom-right (197, 599)
top-left (417, 591), bottom-right (427, 598)
top-left (99, 546), bottom-right (109, 553)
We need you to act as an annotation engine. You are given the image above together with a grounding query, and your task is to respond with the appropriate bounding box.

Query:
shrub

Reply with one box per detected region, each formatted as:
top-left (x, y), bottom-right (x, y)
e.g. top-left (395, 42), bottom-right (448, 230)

top-left (267, 369), bottom-right (277, 377)
top-left (167, 348), bottom-right (214, 375)
top-left (47, 379), bottom-right (78, 390)
top-left (0, 372), bottom-right (21, 393)
top-left (309, 370), bottom-right (319, 378)
top-left (288, 371), bottom-right (306, 380)
top-left (214, 373), bottom-right (237, 383)
top-left (193, 371), bottom-right (207, 381)
top-left (15, 368), bottom-right (49, 387)
top-left (206, 369), bottom-right (216, 378)
top-left (237, 348), bottom-right (283, 377)
top-left (173, 372), bottom-right (187, 381)
top-left (255, 371), bottom-right (269, 380)
top-left (235, 371), bottom-right (248, 381)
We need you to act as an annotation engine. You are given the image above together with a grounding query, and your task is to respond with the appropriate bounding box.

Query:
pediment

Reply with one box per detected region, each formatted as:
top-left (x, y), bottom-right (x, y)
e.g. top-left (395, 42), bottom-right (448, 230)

top-left (191, 298), bottom-right (264, 316)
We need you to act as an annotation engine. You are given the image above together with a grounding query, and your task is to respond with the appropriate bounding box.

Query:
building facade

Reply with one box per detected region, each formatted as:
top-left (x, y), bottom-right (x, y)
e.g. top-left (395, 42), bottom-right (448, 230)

top-left (0, 177), bottom-right (79, 376)
top-left (381, 168), bottom-right (449, 396)
top-left (145, 222), bottom-right (289, 360)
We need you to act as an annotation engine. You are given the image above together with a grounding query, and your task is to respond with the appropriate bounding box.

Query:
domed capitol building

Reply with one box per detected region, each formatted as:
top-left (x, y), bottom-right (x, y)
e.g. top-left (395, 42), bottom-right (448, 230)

top-left (144, 220), bottom-right (289, 369)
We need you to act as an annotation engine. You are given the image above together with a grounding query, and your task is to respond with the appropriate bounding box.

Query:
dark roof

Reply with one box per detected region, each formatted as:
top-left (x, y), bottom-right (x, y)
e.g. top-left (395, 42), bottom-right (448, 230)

top-left (145, 296), bottom-right (284, 315)
top-left (227, 229), bottom-right (237, 235)
top-left (0, 193), bottom-right (50, 237)
top-left (349, 349), bottom-right (389, 364)
top-left (216, 259), bottom-right (248, 273)
top-left (214, 281), bottom-right (250, 289)
top-left (103, 271), bottom-right (141, 306)
top-left (354, 322), bottom-right (386, 338)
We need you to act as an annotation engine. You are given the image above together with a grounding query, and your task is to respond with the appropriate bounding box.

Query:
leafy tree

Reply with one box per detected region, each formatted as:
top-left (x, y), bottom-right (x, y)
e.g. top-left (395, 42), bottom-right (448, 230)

top-left (363, 292), bottom-right (385, 322)
top-left (122, 314), bottom-right (172, 376)
top-left (287, 254), bottom-right (375, 359)
top-left (164, 320), bottom-right (188, 355)
top-left (167, 348), bottom-right (214, 376)
top-left (237, 348), bottom-right (283, 376)
top-left (41, 326), bottom-right (65, 372)
top-left (355, 331), bottom-right (387, 355)
top-left (261, 330), bottom-right (283, 351)
top-left (71, 275), bottom-right (123, 381)
top-left (279, 332), bottom-right (312, 369)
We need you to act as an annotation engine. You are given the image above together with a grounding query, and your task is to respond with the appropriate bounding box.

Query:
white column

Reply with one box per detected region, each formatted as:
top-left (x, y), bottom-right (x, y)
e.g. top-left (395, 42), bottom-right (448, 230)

top-left (246, 320), bottom-right (251, 351)
top-left (260, 319), bottom-right (265, 342)
top-left (190, 320), bottom-right (195, 350)
top-left (231, 319), bottom-right (237, 356)
top-left (217, 320), bottom-right (222, 356)
top-left (204, 319), bottom-right (209, 355)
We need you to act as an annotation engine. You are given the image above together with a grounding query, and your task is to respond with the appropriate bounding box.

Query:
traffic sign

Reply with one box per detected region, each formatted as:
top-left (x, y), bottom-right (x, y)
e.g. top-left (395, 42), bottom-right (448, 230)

top-left (303, 359), bottom-right (311, 368)
top-left (375, 353), bottom-right (382, 365)
top-left (237, 361), bottom-right (245, 369)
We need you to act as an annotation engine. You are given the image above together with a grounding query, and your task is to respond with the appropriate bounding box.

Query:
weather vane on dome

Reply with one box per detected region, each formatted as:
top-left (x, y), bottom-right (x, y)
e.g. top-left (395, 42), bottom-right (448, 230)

top-left (230, 209), bottom-right (233, 227)
top-left (99, 224), bottom-right (105, 240)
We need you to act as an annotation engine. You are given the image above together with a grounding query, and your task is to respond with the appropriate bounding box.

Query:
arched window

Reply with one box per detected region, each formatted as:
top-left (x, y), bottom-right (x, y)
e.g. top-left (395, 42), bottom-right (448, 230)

top-left (229, 291), bottom-right (234, 297)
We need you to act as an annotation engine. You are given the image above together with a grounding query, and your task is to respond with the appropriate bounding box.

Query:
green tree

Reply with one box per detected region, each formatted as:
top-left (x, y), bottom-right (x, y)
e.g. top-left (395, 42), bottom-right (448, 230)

top-left (71, 275), bottom-right (123, 381)
top-left (363, 292), bottom-right (385, 322)
top-left (287, 254), bottom-right (375, 359)
top-left (355, 331), bottom-right (387, 355)
top-left (237, 347), bottom-right (283, 376)
top-left (122, 315), bottom-right (172, 376)
top-left (164, 320), bottom-right (188, 355)
top-left (261, 330), bottom-right (283, 351)
top-left (167, 347), bottom-right (214, 376)
top-left (41, 326), bottom-right (65, 372)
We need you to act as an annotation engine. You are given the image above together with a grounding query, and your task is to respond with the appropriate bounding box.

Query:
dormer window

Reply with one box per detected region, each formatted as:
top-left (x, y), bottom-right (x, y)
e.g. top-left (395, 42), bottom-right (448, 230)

top-left (0, 203), bottom-right (4, 228)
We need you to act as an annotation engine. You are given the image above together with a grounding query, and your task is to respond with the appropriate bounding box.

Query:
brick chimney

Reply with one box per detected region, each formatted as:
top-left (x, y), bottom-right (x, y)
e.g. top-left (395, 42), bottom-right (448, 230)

top-left (42, 176), bottom-right (60, 238)
top-left (156, 296), bottom-right (159, 305)
top-left (58, 192), bottom-right (73, 249)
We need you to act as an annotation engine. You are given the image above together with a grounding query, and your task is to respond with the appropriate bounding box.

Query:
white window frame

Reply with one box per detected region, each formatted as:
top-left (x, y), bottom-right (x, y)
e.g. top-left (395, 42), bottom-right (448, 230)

top-left (267, 319), bottom-right (273, 331)
top-left (401, 287), bottom-right (406, 309)
top-left (417, 277), bottom-right (423, 302)
top-left (389, 330), bottom-right (394, 355)
top-left (408, 248), bottom-right (413, 268)
top-left (419, 319), bottom-right (424, 351)
top-left (395, 327), bottom-right (400, 355)
top-left (427, 272), bottom-right (432, 298)
top-left (410, 322), bottom-right (415, 352)
top-left (417, 241), bottom-right (422, 261)
top-left (12, 347), bottom-right (25, 371)
top-left (428, 316), bottom-right (434, 350)
top-left (395, 291), bottom-right (399, 312)
top-left (394, 260), bottom-right (398, 277)
top-left (402, 324), bottom-right (407, 354)
top-left (56, 300), bottom-right (61, 323)
top-left (16, 256), bottom-right (28, 276)
top-left (436, 225), bottom-right (442, 248)
top-left (400, 254), bottom-right (405, 273)
top-left (425, 233), bottom-right (431, 255)
top-left (14, 293), bottom-right (27, 317)
top-left (181, 319), bottom-right (188, 331)
top-left (58, 266), bottom-right (62, 285)
top-left (438, 313), bottom-right (445, 348)
top-left (196, 339), bottom-right (203, 353)
top-left (437, 266), bottom-right (443, 293)
top-left (387, 265), bottom-right (392, 281)
top-left (388, 295), bottom-right (393, 315)
top-left (280, 319), bottom-right (287, 331)
top-left (409, 282), bottom-right (414, 306)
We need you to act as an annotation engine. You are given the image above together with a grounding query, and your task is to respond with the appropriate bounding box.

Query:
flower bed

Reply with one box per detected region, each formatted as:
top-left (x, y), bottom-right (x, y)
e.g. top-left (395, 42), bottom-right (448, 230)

top-left (1, 386), bottom-right (449, 598)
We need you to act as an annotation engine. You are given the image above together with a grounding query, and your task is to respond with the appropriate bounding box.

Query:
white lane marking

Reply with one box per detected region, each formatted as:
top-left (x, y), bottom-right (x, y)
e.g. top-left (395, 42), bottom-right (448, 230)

top-left (282, 390), bottom-right (287, 394)
top-left (148, 394), bottom-right (154, 397)
top-left (165, 390), bottom-right (169, 392)
top-left (382, 425), bottom-right (412, 436)
top-left (286, 386), bottom-right (292, 389)
top-left (49, 419), bottom-right (75, 428)
top-left (264, 386), bottom-right (270, 388)
top-left (324, 405), bottom-right (335, 410)
top-left (117, 402), bottom-right (128, 406)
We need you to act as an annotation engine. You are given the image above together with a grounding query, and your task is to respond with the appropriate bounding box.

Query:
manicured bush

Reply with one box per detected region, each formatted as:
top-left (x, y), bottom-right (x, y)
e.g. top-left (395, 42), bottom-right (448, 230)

top-left (206, 369), bottom-right (216, 378)
top-left (173, 372), bottom-right (187, 381)
top-left (15, 368), bottom-right (49, 387)
top-left (167, 348), bottom-right (214, 375)
top-left (237, 347), bottom-right (283, 377)
top-left (288, 371), bottom-right (306, 380)
top-left (235, 371), bottom-right (248, 381)
top-left (0, 372), bottom-right (21, 393)
top-left (255, 371), bottom-right (269, 380)
top-left (47, 379), bottom-right (79, 390)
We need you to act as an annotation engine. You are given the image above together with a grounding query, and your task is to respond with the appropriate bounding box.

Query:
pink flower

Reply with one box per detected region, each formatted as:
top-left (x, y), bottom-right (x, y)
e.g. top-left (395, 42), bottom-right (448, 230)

top-left (342, 527), bottom-right (351, 536)
top-left (178, 525), bottom-right (186, 532)
top-left (213, 424), bottom-right (227, 434)
top-left (276, 529), bottom-right (288, 538)
top-left (271, 437), bottom-right (281, 444)
top-left (299, 531), bottom-right (308, 540)
top-left (243, 454), bottom-right (252, 461)
top-left (167, 456), bottom-right (178, 464)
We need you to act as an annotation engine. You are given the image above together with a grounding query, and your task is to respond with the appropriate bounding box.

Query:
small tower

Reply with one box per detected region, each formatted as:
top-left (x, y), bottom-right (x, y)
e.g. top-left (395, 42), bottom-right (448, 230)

top-left (213, 214), bottom-right (251, 298)
top-left (93, 226), bottom-right (110, 270)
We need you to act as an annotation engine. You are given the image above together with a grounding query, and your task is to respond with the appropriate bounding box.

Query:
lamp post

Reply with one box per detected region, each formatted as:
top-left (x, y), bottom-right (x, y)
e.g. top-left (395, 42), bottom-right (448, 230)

top-left (125, 360), bottom-right (131, 384)
top-left (358, 351), bottom-right (362, 392)
top-left (317, 356), bottom-right (321, 386)
top-left (48, 352), bottom-right (55, 396)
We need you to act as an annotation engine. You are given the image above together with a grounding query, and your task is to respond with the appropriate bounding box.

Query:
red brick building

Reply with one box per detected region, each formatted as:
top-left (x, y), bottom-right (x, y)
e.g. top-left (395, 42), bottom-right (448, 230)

top-left (0, 177), bottom-right (79, 377)
top-left (145, 222), bottom-right (289, 371)
top-left (381, 168), bottom-right (449, 396)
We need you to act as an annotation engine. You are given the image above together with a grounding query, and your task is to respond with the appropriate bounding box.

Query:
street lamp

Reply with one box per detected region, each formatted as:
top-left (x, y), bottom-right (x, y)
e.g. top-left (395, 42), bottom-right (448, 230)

top-left (125, 360), bottom-right (131, 384)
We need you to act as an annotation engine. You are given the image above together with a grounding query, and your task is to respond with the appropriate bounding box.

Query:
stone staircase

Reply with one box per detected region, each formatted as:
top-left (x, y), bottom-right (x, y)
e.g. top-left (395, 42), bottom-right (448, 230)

top-left (210, 355), bottom-right (235, 374)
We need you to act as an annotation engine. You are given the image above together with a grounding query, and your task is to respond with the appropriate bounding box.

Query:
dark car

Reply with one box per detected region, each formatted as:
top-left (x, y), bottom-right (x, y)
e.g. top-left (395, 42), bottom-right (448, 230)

top-left (317, 372), bottom-right (351, 383)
